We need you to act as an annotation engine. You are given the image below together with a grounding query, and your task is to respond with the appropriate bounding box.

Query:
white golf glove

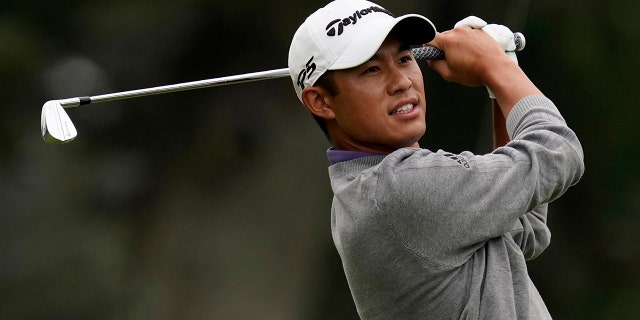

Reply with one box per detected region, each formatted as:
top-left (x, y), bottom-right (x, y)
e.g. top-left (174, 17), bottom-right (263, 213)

top-left (454, 16), bottom-right (518, 99)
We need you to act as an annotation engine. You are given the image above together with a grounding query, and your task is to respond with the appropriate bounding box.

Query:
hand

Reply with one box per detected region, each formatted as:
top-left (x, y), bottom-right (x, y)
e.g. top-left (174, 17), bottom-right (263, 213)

top-left (454, 16), bottom-right (520, 98)
top-left (426, 26), bottom-right (509, 87)
top-left (482, 24), bottom-right (519, 98)
top-left (428, 16), bottom-right (541, 117)
top-left (454, 16), bottom-right (518, 56)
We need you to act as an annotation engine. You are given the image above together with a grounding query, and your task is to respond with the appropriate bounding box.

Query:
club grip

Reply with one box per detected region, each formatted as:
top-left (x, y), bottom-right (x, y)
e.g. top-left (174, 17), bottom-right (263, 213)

top-left (412, 32), bottom-right (525, 61)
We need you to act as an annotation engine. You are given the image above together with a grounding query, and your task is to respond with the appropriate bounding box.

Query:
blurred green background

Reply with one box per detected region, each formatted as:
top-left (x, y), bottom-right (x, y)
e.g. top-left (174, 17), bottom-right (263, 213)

top-left (1, 0), bottom-right (638, 319)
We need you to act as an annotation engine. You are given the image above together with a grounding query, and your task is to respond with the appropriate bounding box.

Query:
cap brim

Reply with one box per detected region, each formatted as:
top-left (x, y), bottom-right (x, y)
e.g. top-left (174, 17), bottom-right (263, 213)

top-left (330, 14), bottom-right (436, 70)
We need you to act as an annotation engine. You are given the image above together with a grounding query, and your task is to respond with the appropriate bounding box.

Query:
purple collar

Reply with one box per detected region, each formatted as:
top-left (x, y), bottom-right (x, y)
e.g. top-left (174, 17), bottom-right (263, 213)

top-left (327, 148), bottom-right (384, 165)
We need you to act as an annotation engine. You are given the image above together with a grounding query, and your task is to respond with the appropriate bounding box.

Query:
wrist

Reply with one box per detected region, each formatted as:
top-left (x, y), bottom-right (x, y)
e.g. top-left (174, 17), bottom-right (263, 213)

top-left (481, 54), bottom-right (519, 88)
top-left (483, 59), bottom-right (541, 116)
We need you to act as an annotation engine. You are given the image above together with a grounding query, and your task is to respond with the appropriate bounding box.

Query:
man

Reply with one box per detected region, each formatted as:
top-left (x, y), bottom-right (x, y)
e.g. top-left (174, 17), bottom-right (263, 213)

top-left (288, 0), bottom-right (584, 319)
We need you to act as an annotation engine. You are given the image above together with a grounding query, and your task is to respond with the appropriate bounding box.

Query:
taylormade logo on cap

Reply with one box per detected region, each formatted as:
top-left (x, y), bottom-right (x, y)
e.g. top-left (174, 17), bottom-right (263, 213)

top-left (325, 6), bottom-right (394, 36)
top-left (288, 0), bottom-right (436, 103)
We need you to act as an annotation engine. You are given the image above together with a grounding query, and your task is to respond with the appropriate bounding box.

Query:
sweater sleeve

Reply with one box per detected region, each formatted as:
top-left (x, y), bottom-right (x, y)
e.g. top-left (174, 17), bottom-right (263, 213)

top-left (509, 204), bottom-right (550, 260)
top-left (373, 95), bottom-right (584, 267)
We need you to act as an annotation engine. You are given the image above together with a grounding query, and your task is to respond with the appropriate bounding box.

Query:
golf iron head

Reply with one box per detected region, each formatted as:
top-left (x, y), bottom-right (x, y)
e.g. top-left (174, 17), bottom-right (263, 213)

top-left (41, 100), bottom-right (77, 144)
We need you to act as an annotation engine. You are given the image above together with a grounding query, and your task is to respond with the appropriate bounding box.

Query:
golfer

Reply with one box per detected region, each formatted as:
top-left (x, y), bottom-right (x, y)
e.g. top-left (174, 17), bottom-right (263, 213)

top-left (288, 0), bottom-right (584, 319)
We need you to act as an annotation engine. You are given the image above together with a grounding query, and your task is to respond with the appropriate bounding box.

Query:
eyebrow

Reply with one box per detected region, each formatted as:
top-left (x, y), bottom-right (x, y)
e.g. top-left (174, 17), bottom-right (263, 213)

top-left (366, 43), bottom-right (413, 62)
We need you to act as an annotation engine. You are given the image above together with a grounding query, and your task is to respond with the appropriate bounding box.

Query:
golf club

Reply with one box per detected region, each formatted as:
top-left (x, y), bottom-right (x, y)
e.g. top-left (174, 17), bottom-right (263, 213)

top-left (42, 33), bottom-right (525, 144)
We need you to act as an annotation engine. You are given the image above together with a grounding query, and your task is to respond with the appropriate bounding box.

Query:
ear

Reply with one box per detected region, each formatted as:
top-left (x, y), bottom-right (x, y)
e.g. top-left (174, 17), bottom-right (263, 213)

top-left (301, 86), bottom-right (336, 120)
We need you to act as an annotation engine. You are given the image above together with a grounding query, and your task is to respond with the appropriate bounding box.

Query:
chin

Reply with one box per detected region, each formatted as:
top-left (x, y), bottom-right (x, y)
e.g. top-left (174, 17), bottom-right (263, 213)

top-left (405, 129), bottom-right (425, 147)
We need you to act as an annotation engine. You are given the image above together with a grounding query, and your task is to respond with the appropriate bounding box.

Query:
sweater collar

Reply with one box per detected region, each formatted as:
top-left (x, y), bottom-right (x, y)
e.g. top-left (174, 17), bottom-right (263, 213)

top-left (327, 148), bottom-right (385, 165)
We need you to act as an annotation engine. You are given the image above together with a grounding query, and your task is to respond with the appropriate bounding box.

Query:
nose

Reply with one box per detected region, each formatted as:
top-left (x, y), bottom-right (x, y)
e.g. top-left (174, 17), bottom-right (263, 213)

top-left (387, 66), bottom-right (413, 95)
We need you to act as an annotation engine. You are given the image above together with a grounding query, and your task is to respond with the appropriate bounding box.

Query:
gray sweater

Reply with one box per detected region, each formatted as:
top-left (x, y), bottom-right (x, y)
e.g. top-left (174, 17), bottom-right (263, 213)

top-left (328, 95), bottom-right (584, 319)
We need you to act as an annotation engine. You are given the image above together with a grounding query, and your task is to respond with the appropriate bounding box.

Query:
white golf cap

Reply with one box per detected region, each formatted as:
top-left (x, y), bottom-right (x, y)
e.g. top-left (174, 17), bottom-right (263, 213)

top-left (288, 0), bottom-right (436, 102)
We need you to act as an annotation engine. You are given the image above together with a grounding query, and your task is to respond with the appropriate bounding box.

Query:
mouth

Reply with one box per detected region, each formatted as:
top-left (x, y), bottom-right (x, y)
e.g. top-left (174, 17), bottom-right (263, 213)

top-left (389, 103), bottom-right (416, 115)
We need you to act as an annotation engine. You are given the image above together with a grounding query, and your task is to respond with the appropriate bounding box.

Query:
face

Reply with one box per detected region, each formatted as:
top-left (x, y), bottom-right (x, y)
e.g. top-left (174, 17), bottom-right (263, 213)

top-left (319, 35), bottom-right (427, 154)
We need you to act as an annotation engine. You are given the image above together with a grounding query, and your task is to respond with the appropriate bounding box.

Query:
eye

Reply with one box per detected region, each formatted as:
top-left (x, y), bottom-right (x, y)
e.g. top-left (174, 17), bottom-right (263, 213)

top-left (399, 54), bottom-right (413, 64)
top-left (363, 65), bottom-right (380, 74)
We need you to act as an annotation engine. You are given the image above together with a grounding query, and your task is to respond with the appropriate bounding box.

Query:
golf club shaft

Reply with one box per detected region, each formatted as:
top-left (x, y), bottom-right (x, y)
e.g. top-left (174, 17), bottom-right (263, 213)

top-left (55, 46), bottom-right (443, 108)
top-left (57, 33), bottom-right (524, 108)
top-left (58, 68), bottom-right (290, 108)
